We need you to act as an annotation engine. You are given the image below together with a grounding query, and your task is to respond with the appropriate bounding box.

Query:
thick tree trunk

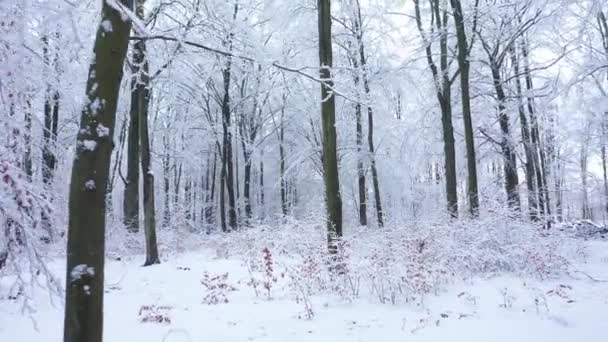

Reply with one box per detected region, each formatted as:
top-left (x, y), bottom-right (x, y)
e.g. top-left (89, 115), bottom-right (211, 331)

top-left (450, 0), bottom-right (479, 216)
top-left (318, 0), bottom-right (343, 250)
top-left (63, 2), bottom-right (131, 342)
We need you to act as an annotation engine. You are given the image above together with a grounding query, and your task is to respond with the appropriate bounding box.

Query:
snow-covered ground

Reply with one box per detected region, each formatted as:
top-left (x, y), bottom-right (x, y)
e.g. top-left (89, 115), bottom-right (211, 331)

top-left (1, 238), bottom-right (607, 342)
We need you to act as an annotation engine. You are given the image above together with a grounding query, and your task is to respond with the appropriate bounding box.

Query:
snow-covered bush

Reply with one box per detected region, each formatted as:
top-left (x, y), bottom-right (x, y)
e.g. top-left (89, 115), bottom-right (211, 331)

top-left (218, 209), bottom-right (583, 306)
top-left (0, 120), bottom-right (61, 309)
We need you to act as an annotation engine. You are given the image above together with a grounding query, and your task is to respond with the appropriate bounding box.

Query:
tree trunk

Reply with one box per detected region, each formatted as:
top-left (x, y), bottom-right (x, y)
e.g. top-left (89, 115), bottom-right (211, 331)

top-left (349, 47), bottom-right (368, 226)
top-left (491, 64), bottom-right (520, 210)
top-left (414, 0), bottom-right (458, 217)
top-left (450, 0), bottom-right (479, 216)
top-left (219, 142), bottom-right (228, 232)
top-left (133, 0), bottom-right (159, 266)
top-left (511, 47), bottom-right (538, 220)
top-left (259, 149), bottom-right (265, 219)
top-left (124, 26), bottom-right (143, 234)
top-left (522, 37), bottom-right (550, 224)
top-left (279, 105), bottom-right (288, 217)
top-left (580, 121), bottom-right (592, 220)
top-left (318, 0), bottom-right (343, 251)
top-left (63, 2), bottom-right (131, 341)
top-left (354, 1), bottom-right (383, 226)
top-left (162, 134), bottom-right (171, 226)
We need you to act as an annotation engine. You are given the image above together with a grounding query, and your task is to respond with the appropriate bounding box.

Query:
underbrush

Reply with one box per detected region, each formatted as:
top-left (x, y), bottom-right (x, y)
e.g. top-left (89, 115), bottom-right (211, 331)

top-left (210, 211), bottom-right (584, 314)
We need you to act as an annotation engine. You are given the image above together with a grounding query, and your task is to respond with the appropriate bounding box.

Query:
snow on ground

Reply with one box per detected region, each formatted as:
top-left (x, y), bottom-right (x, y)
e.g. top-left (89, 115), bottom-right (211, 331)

top-left (1, 240), bottom-right (607, 342)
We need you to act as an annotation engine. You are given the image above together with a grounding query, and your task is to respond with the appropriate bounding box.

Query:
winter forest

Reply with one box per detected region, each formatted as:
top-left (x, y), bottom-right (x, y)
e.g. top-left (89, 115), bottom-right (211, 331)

top-left (1, 0), bottom-right (608, 341)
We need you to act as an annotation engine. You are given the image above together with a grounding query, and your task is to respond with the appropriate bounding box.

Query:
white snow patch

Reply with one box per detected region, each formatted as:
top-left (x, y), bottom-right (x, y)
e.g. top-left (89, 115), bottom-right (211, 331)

top-left (101, 20), bottom-right (113, 32)
top-left (70, 264), bottom-right (95, 282)
top-left (85, 180), bottom-right (96, 190)
top-left (96, 124), bottom-right (110, 137)
top-left (82, 140), bottom-right (97, 151)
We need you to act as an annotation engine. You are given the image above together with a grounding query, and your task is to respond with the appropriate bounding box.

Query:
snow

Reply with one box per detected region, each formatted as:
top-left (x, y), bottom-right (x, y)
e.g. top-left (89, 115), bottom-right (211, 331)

top-left (101, 20), bottom-right (113, 33)
top-left (81, 139), bottom-right (97, 151)
top-left (70, 264), bottom-right (95, 282)
top-left (1, 239), bottom-right (607, 342)
top-left (96, 124), bottom-right (110, 137)
top-left (84, 179), bottom-right (96, 190)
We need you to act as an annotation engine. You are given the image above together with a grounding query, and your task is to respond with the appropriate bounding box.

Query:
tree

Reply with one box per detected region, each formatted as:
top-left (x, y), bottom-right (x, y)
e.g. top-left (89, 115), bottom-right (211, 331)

top-left (63, 1), bottom-right (132, 342)
top-left (318, 0), bottom-right (343, 251)
top-left (414, 0), bottom-right (459, 217)
top-left (352, 0), bottom-right (384, 227)
top-left (133, 0), bottom-right (160, 266)
top-left (449, 0), bottom-right (480, 216)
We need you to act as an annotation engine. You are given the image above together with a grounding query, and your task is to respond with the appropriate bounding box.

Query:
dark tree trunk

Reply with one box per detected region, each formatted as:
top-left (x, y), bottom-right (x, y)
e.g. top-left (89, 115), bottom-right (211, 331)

top-left (162, 135), bottom-right (171, 226)
top-left (318, 0), bottom-right (343, 250)
top-left (414, 0), bottom-right (458, 217)
top-left (511, 47), bottom-right (538, 220)
top-left (490, 64), bottom-right (520, 210)
top-left (220, 5), bottom-right (239, 231)
top-left (124, 27), bottom-right (143, 234)
top-left (23, 103), bottom-right (33, 180)
top-left (123, 72), bottom-right (145, 233)
top-left (63, 2), bottom-right (132, 341)
top-left (450, 0), bottom-right (479, 216)
top-left (354, 1), bottom-right (383, 226)
top-left (522, 38), bottom-right (551, 224)
top-left (259, 149), bottom-right (265, 218)
top-left (132, 0), bottom-right (159, 266)
top-left (219, 142), bottom-right (228, 232)
top-left (349, 49), bottom-right (367, 226)
top-left (279, 106), bottom-right (288, 217)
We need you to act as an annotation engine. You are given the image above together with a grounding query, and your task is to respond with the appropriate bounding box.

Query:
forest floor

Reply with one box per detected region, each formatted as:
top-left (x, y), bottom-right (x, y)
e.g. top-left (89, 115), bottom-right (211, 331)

top-left (1, 236), bottom-right (607, 342)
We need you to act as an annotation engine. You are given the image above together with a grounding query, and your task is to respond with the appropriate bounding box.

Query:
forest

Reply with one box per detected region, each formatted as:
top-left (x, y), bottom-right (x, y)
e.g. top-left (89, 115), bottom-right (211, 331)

top-left (1, 0), bottom-right (608, 341)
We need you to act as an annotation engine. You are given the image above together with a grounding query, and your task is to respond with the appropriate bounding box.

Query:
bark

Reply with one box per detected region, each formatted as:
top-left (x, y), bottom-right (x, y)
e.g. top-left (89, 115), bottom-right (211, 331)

top-left (259, 149), bottom-right (265, 218)
top-left (349, 32), bottom-right (368, 226)
top-left (220, 3), bottom-right (239, 231)
top-left (123, 60), bottom-right (145, 233)
top-left (279, 105), bottom-right (288, 217)
top-left (63, 2), bottom-right (131, 341)
top-left (23, 103), bottom-right (32, 180)
top-left (132, 0), bottom-right (159, 266)
top-left (354, 0), bottom-right (383, 226)
top-left (355, 86), bottom-right (368, 226)
top-left (162, 134), bottom-right (171, 226)
top-left (490, 63), bottom-right (520, 210)
top-left (449, 0), bottom-right (480, 216)
top-left (414, 0), bottom-right (458, 217)
top-left (602, 114), bottom-right (608, 216)
top-left (521, 37), bottom-right (550, 223)
top-left (511, 47), bottom-right (538, 220)
top-left (581, 126), bottom-right (592, 220)
top-left (42, 34), bottom-right (58, 188)
top-left (124, 23), bottom-right (143, 234)
top-left (318, 0), bottom-right (343, 250)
